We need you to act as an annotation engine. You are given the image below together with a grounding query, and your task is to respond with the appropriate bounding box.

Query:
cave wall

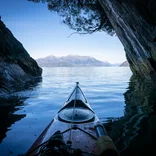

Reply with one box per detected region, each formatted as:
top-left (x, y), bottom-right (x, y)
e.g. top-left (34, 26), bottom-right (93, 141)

top-left (99, 0), bottom-right (156, 80)
top-left (0, 20), bottom-right (42, 95)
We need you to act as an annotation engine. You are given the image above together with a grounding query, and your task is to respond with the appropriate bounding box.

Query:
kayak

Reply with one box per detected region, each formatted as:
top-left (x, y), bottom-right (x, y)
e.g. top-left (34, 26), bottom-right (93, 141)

top-left (26, 82), bottom-right (107, 156)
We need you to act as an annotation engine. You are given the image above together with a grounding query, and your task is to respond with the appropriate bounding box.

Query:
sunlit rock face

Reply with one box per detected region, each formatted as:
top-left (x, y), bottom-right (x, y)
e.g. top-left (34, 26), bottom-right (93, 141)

top-left (0, 20), bottom-right (42, 95)
top-left (99, 0), bottom-right (156, 80)
top-left (105, 75), bottom-right (156, 155)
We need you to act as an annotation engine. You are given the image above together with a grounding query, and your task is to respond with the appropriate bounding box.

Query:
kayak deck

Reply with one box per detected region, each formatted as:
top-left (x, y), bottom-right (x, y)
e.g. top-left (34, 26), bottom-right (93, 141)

top-left (41, 116), bottom-right (100, 155)
top-left (27, 83), bottom-right (105, 155)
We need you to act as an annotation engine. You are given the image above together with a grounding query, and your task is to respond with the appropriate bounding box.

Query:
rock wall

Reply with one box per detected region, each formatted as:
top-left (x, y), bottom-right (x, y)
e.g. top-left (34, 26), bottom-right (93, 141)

top-left (0, 20), bottom-right (42, 95)
top-left (99, 0), bottom-right (156, 80)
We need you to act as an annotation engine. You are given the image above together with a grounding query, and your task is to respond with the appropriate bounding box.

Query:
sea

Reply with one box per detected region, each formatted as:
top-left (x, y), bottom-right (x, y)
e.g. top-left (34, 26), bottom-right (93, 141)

top-left (0, 67), bottom-right (133, 155)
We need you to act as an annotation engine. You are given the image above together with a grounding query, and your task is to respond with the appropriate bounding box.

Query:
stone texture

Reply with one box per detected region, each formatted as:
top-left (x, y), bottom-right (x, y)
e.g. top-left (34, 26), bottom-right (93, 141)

top-left (0, 20), bottom-right (42, 95)
top-left (99, 0), bottom-right (156, 80)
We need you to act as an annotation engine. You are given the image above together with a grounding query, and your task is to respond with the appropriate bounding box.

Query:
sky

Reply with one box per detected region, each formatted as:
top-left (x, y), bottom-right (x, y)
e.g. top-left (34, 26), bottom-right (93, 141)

top-left (0, 0), bottom-right (126, 63)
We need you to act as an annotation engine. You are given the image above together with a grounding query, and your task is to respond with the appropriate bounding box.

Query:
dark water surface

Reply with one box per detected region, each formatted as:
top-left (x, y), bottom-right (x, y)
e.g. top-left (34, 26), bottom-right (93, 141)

top-left (1, 67), bottom-right (154, 155)
top-left (107, 75), bottom-right (156, 156)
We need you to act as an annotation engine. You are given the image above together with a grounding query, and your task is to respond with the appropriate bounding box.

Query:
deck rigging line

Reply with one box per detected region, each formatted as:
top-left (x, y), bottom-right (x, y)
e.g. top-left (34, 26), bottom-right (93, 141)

top-left (68, 82), bottom-right (79, 144)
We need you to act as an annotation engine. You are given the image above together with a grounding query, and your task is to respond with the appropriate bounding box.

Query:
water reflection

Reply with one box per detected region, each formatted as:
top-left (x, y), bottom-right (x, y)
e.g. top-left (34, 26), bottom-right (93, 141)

top-left (0, 97), bottom-right (26, 143)
top-left (105, 75), bottom-right (156, 155)
top-left (0, 78), bottom-right (42, 144)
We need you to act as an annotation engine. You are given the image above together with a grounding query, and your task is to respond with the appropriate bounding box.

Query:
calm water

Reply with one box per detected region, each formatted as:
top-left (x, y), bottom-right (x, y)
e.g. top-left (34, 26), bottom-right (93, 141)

top-left (0, 67), bottom-right (132, 155)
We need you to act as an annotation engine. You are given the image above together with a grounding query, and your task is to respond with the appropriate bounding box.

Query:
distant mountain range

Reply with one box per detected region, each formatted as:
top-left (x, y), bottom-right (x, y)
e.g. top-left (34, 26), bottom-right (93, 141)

top-left (119, 61), bottom-right (129, 67)
top-left (36, 55), bottom-right (113, 67)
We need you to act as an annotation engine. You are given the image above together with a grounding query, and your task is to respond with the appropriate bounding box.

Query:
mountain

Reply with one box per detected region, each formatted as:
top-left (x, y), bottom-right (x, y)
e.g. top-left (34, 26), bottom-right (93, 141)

top-left (120, 61), bottom-right (129, 67)
top-left (36, 55), bottom-right (112, 67)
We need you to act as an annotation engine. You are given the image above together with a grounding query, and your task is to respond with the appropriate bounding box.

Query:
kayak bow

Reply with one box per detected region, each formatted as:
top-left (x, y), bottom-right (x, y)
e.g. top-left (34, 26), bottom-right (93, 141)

top-left (27, 82), bottom-right (106, 156)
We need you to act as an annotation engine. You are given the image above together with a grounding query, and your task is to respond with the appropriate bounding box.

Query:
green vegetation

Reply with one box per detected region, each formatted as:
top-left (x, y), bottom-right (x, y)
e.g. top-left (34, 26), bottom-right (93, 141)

top-left (28, 0), bottom-right (115, 35)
